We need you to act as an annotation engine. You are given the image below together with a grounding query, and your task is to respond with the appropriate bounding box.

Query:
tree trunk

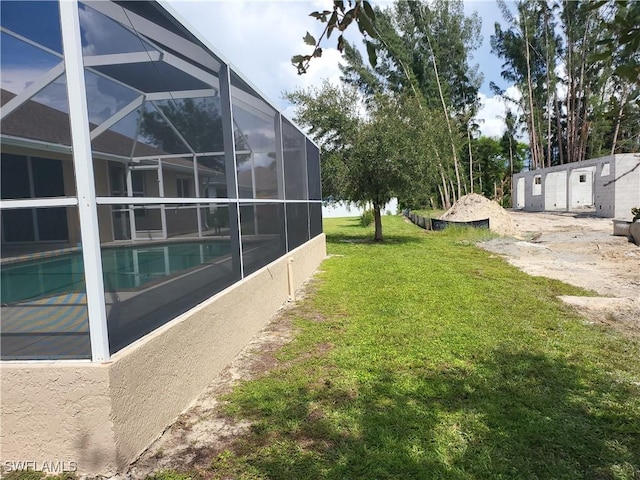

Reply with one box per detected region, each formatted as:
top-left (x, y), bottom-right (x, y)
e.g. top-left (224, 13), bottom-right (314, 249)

top-left (508, 135), bottom-right (514, 202)
top-left (439, 166), bottom-right (451, 209)
top-left (524, 20), bottom-right (541, 169)
top-left (554, 93), bottom-right (564, 164)
top-left (566, 16), bottom-right (576, 163)
top-left (575, 15), bottom-right (592, 163)
top-left (373, 205), bottom-right (383, 242)
top-left (438, 185), bottom-right (446, 210)
top-left (611, 89), bottom-right (629, 155)
top-left (544, 4), bottom-right (553, 168)
top-left (425, 32), bottom-right (462, 199)
top-left (468, 127), bottom-right (474, 193)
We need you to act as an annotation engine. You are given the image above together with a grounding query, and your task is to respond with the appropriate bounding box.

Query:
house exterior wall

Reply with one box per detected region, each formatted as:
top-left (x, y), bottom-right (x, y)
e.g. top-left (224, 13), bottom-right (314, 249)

top-left (0, 363), bottom-right (118, 474)
top-left (513, 154), bottom-right (640, 220)
top-left (0, 233), bottom-right (326, 475)
top-left (1, 1), bottom-right (325, 472)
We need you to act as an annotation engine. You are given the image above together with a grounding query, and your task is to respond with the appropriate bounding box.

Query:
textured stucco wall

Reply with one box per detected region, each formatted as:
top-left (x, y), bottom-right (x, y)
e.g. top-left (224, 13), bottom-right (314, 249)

top-left (1, 233), bottom-right (327, 476)
top-left (0, 363), bottom-right (117, 475)
top-left (289, 233), bottom-right (327, 290)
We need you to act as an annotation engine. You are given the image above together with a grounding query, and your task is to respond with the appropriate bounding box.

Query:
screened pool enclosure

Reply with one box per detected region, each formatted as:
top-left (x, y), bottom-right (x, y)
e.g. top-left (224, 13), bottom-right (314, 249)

top-left (0, 0), bottom-right (322, 362)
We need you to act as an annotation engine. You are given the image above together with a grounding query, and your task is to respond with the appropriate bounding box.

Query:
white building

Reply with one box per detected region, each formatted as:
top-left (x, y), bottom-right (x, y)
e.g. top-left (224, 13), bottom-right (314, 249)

top-left (513, 154), bottom-right (640, 221)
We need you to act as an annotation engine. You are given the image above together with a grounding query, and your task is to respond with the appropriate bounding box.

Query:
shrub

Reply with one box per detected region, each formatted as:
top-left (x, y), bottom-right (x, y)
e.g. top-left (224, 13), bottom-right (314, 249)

top-left (632, 207), bottom-right (640, 222)
top-left (360, 209), bottom-right (374, 227)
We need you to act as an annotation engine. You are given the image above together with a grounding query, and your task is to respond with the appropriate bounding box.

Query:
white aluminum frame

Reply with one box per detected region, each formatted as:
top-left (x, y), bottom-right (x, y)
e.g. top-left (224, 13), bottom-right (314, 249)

top-left (59, 0), bottom-right (110, 362)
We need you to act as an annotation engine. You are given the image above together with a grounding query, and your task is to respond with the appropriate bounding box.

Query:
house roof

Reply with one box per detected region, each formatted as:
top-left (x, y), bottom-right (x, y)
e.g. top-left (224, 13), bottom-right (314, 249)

top-left (2, 88), bottom-right (167, 158)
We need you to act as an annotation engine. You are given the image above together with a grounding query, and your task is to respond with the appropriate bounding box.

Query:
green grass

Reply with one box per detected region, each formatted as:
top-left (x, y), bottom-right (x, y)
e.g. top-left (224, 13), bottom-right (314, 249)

top-left (165, 216), bottom-right (640, 479)
top-left (411, 208), bottom-right (446, 218)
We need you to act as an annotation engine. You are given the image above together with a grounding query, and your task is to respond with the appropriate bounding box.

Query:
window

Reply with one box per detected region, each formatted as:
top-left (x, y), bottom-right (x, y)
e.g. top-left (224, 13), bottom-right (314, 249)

top-left (579, 174), bottom-right (587, 183)
top-left (534, 176), bottom-right (542, 185)
top-left (601, 163), bottom-right (610, 176)
top-left (177, 178), bottom-right (190, 198)
top-left (1, 154), bottom-right (68, 242)
top-left (131, 171), bottom-right (145, 197)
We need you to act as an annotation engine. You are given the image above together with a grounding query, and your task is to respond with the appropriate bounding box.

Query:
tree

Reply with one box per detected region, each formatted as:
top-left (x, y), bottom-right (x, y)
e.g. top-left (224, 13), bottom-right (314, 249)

top-left (285, 82), bottom-right (447, 241)
top-left (340, 0), bottom-right (482, 207)
top-left (491, 1), bottom-right (549, 168)
top-left (590, 0), bottom-right (640, 84)
top-left (461, 135), bottom-right (526, 206)
top-left (292, 0), bottom-right (379, 75)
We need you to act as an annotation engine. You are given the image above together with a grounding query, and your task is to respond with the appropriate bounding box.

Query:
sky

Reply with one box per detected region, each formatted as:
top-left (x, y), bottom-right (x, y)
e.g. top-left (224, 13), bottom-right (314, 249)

top-left (166, 0), bottom-right (518, 138)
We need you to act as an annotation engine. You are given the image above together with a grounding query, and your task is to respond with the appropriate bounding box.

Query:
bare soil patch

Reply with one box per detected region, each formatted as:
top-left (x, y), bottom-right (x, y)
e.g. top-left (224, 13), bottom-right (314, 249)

top-left (480, 210), bottom-right (640, 339)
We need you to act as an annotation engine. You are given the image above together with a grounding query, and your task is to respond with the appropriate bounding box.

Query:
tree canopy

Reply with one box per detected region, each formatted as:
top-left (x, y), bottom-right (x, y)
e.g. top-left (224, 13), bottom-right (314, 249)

top-left (491, 0), bottom-right (640, 168)
top-left (285, 82), bottom-right (448, 241)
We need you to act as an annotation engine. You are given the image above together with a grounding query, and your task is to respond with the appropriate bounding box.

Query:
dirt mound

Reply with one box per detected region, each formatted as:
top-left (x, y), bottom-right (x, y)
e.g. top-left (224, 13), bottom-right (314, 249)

top-left (440, 193), bottom-right (516, 236)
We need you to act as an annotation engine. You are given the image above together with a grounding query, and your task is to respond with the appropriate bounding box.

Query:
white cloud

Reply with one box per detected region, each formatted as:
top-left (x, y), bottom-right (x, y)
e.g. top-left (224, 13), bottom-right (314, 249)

top-left (170, 1), bottom-right (527, 143)
top-left (475, 85), bottom-right (525, 140)
top-left (169, 1), bottom-right (341, 111)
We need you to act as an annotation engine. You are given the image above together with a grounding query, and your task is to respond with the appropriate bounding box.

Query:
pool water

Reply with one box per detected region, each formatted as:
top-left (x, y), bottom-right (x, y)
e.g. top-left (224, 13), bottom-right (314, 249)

top-left (1, 241), bottom-right (230, 305)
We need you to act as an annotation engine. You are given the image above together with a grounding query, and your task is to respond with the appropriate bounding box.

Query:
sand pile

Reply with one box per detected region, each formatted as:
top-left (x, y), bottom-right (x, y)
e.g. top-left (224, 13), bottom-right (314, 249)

top-left (440, 193), bottom-right (516, 235)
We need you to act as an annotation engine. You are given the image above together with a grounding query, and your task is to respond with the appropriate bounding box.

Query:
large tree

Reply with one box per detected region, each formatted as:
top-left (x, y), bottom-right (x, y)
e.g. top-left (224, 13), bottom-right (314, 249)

top-left (285, 82), bottom-right (447, 240)
top-left (340, 0), bottom-right (482, 206)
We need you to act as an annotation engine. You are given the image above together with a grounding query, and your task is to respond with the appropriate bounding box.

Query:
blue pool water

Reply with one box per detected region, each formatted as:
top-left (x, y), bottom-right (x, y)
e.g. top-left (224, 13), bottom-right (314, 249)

top-left (1, 241), bottom-right (231, 305)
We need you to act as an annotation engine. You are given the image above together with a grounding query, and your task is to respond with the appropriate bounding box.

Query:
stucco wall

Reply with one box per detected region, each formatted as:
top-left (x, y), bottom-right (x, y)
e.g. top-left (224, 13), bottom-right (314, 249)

top-left (109, 233), bottom-right (326, 469)
top-left (0, 233), bottom-right (326, 476)
top-left (0, 363), bottom-right (117, 474)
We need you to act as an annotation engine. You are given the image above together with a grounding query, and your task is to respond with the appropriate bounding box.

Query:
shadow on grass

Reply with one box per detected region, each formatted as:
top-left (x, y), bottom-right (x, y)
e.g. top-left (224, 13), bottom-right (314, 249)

top-left (326, 233), bottom-right (424, 246)
top-left (220, 347), bottom-right (640, 479)
top-left (325, 217), bottom-right (423, 246)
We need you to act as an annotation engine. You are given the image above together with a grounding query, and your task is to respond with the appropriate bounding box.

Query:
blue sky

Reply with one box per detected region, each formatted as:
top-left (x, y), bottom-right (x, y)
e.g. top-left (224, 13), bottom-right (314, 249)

top-left (166, 0), bottom-right (518, 138)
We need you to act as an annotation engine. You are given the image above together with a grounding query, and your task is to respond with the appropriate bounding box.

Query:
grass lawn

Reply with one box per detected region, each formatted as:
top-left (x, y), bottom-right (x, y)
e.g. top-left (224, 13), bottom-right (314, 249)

top-left (173, 216), bottom-right (639, 479)
top-left (410, 208), bottom-right (445, 219)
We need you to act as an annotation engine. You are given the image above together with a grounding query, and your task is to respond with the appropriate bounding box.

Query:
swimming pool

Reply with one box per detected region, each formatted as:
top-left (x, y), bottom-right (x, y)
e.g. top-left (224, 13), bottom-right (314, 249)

top-left (1, 240), bottom-right (234, 359)
top-left (1, 241), bottom-right (231, 306)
